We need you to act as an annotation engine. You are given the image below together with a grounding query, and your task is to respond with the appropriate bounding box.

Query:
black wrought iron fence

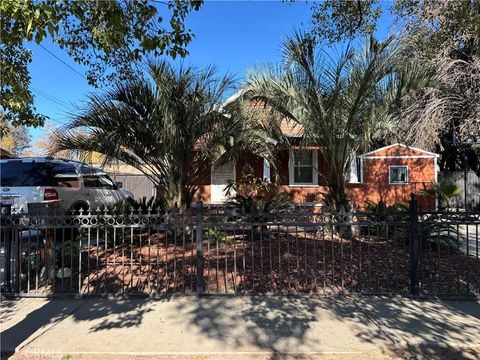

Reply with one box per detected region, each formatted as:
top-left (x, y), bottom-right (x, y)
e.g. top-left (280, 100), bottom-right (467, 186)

top-left (1, 197), bottom-right (479, 297)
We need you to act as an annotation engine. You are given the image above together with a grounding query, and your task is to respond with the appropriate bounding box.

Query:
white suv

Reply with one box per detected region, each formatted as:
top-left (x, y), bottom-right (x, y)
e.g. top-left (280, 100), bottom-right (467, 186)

top-left (0, 157), bottom-right (134, 214)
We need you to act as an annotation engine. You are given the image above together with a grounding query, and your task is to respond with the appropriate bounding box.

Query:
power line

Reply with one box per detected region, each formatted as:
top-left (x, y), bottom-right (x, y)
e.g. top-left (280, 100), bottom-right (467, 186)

top-left (31, 87), bottom-right (70, 108)
top-left (30, 87), bottom-right (73, 126)
top-left (39, 44), bottom-right (88, 81)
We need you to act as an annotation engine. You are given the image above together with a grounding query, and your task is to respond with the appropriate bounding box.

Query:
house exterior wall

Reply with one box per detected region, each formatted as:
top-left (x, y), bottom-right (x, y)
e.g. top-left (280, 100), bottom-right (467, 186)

top-left (270, 145), bottom-right (436, 209)
top-left (347, 157), bottom-right (436, 209)
top-left (177, 144), bottom-right (436, 210)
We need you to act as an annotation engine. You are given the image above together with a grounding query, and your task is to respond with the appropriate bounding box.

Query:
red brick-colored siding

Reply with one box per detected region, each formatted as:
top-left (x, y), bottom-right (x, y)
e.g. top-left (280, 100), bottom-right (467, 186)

top-left (347, 157), bottom-right (436, 210)
top-left (273, 145), bottom-right (437, 209)
top-left (172, 144), bottom-right (437, 209)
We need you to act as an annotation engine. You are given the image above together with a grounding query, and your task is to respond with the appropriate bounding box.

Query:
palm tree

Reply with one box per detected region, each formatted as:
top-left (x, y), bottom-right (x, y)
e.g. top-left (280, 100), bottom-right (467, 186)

top-left (53, 61), bottom-right (286, 209)
top-left (246, 32), bottom-right (431, 211)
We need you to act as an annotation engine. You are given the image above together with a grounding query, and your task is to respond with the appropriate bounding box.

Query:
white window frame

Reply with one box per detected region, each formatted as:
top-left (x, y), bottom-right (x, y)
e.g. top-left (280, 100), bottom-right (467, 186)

top-left (348, 155), bottom-right (364, 184)
top-left (289, 149), bottom-right (318, 186)
top-left (388, 165), bottom-right (408, 184)
top-left (263, 158), bottom-right (271, 183)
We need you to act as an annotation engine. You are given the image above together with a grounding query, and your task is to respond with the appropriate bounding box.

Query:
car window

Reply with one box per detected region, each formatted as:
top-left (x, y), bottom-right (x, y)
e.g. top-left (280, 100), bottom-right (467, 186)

top-left (0, 161), bottom-right (53, 187)
top-left (83, 174), bottom-right (117, 190)
top-left (80, 165), bottom-right (99, 175)
top-left (51, 163), bottom-right (80, 188)
top-left (51, 163), bottom-right (77, 176)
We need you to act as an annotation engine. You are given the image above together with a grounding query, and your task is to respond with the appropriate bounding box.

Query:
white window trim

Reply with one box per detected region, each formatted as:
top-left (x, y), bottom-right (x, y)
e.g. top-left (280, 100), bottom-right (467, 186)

top-left (348, 155), bottom-right (364, 184)
top-left (388, 165), bottom-right (408, 185)
top-left (288, 149), bottom-right (318, 186)
top-left (263, 158), bottom-right (271, 183)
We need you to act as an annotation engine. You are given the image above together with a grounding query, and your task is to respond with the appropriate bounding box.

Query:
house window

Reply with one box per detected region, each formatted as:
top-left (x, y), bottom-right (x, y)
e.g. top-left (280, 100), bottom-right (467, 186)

top-left (389, 165), bottom-right (408, 184)
top-left (289, 149), bottom-right (318, 185)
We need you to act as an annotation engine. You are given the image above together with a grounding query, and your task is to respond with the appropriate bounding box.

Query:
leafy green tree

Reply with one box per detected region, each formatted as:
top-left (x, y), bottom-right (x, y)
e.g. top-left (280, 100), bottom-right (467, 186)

top-left (246, 32), bottom-right (430, 211)
top-left (52, 61), bottom-right (285, 209)
top-left (308, 0), bottom-right (382, 43)
top-left (0, 0), bottom-right (202, 134)
top-left (301, 0), bottom-right (480, 173)
top-left (302, 0), bottom-right (479, 52)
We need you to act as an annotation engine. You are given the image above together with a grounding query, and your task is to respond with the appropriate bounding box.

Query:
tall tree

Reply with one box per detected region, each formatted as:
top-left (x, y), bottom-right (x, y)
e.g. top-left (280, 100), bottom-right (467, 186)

top-left (0, 117), bottom-right (30, 156)
top-left (246, 32), bottom-right (429, 210)
top-left (0, 0), bottom-right (202, 135)
top-left (300, 0), bottom-right (480, 171)
top-left (308, 0), bottom-right (382, 43)
top-left (53, 61), bottom-right (285, 209)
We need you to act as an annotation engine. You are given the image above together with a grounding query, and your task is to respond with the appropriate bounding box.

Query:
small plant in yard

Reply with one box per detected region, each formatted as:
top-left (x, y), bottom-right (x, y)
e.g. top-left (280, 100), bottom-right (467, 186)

top-left (57, 240), bottom-right (80, 264)
top-left (20, 243), bottom-right (43, 279)
top-left (205, 226), bottom-right (230, 245)
top-left (418, 180), bottom-right (461, 210)
top-left (225, 174), bottom-right (294, 214)
top-left (364, 199), bottom-right (462, 251)
top-left (418, 214), bottom-right (462, 251)
top-left (363, 200), bottom-right (409, 241)
top-left (53, 240), bottom-right (80, 279)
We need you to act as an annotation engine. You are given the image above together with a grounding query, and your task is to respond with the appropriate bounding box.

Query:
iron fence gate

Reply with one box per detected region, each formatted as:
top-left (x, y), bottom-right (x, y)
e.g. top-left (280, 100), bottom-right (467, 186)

top-left (1, 197), bottom-right (479, 297)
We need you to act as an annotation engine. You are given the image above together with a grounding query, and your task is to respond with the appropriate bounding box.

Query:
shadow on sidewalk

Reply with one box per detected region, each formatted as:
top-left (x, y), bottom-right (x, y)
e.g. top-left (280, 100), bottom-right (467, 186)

top-left (2, 295), bottom-right (479, 359)
top-left (1, 298), bottom-right (77, 359)
top-left (0, 296), bottom-right (154, 359)
top-left (351, 297), bottom-right (480, 359)
top-left (166, 295), bottom-right (480, 359)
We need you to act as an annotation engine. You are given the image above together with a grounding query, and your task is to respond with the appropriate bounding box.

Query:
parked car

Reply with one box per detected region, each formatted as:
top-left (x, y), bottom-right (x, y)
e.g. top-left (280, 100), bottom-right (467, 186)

top-left (0, 157), bottom-right (134, 214)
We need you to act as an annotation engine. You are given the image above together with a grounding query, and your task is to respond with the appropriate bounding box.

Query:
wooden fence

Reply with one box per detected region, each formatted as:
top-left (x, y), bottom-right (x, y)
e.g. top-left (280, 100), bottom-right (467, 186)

top-left (110, 174), bottom-right (157, 200)
top-left (439, 171), bottom-right (480, 209)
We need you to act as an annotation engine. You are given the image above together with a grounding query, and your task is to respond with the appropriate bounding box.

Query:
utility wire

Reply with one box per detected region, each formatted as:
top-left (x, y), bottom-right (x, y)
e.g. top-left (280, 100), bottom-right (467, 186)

top-left (32, 88), bottom-right (70, 108)
top-left (31, 88), bottom-right (73, 126)
top-left (39, 44), bottom-right (88, 81)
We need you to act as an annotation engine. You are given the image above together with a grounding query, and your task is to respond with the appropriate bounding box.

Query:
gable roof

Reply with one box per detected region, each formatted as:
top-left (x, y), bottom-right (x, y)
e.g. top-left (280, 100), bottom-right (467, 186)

top-left (361, 143), bottom-right (439, 158)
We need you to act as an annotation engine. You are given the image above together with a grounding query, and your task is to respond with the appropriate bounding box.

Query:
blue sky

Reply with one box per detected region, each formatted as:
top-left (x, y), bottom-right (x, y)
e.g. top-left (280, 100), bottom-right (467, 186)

top-left (27, 1), bottom-right (394, 147)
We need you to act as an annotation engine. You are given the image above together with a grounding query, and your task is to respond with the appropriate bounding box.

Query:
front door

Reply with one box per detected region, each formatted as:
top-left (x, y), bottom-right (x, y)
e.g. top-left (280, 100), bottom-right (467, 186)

top-left (211, 161), bottom-right (235, 203)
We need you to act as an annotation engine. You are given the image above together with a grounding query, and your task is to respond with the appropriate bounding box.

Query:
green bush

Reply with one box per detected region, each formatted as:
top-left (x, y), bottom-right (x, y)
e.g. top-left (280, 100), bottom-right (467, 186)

top-left (205, 226), bottom-right (230, 246)
top-left (418, 180), bottom-right (461, 209)
top-left (364, 199), bottom-right (461, 251)
top-left (224, 174), bottom-right (294, 215)
top-left (363, 200), bottom-right (409, 241)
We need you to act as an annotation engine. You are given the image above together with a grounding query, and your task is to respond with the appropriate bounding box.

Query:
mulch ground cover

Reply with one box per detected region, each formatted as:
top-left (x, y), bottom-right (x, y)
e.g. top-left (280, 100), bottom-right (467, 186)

top-left (20, 227), bottom-right (480, 296)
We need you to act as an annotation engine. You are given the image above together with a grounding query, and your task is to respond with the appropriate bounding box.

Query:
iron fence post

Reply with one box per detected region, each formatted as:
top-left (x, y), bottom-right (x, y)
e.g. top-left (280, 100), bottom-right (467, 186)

top-left (4, 231), bottom-right (12, 293)
top-left (409, 194), bottom-right (420, 296)
top-left (196, 201), bottom-right (204, 296)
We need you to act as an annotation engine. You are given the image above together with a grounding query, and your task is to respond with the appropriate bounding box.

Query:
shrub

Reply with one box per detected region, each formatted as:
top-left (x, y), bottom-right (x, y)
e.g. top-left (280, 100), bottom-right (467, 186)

top-left (418, 180), bottom-right (461, 209)
top-left (363, 200), bottom-right (409, 241)
top-left (224, 174), bottom-right (294, 214)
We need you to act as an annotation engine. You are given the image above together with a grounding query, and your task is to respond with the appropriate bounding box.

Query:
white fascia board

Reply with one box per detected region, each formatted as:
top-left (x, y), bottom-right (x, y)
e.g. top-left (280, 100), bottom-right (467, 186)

top-left (361, 143), bottom-right (439, 157)
top-left (361, 155), bottom-right (438, 159)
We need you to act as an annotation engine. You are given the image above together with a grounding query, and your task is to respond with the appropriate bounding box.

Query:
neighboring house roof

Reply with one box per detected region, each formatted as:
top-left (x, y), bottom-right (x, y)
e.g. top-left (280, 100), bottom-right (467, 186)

top-left (0, 148), bottom-right (15, 159)
top-left (360, 143), bottom-right (439, 158)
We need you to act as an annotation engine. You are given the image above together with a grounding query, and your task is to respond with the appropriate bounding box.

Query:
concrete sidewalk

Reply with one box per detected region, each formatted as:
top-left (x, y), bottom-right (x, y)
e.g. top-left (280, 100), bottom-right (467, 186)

top-left (1, 295), bottom-right (479, 360)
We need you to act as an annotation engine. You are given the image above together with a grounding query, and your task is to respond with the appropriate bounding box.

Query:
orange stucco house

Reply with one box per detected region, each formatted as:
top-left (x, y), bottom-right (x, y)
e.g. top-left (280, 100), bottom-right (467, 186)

top-left (190, 141), bottom-right (438, 210)
top-left (348, 144), bottom-right (438, 209)
top-left (182, 95), bottom-right (439, 209)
